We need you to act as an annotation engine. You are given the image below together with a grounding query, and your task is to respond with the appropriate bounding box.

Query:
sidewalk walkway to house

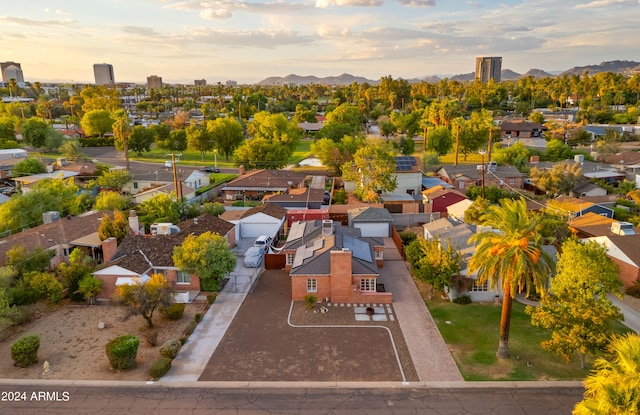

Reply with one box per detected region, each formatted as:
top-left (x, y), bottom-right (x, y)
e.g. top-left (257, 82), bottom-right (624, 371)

top-left (380, 238), bottom-right (464, 382)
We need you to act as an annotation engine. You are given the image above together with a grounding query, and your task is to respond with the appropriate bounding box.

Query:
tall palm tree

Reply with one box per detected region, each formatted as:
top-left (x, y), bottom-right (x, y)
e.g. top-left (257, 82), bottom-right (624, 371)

top-left (112, 109), bottom-right (131, 171)
top-left (573, 333), bottom-right (640, 415)
top-left (467, 197), bottom-right (555, 358)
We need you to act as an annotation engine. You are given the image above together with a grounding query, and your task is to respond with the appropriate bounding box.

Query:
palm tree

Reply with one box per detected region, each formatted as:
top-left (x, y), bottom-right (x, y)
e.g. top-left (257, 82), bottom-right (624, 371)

top-left (112, 109), bottom-right (131, 171)
top-left (467, 197), bottom-right (555, 358)
top-left (573, 333), bottom-right (640, 415)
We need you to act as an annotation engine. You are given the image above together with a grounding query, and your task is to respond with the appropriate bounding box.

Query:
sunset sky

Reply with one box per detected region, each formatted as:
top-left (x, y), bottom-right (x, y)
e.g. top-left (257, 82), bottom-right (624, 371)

top-left (2, 0), bottom-right (639, 84)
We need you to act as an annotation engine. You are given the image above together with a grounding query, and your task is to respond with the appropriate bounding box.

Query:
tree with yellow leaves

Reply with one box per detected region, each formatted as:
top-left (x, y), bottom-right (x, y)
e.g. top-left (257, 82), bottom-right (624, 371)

top-left (115, 273), bottom-right (174, 328)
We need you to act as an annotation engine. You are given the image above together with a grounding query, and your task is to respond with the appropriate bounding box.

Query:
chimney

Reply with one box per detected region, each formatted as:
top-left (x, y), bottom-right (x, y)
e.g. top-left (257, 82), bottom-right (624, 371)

top-left (101, 237), bottom-right (118, 263)
top-left (128, 210), bottom-right (140, 235)
top-left (238, 165), bottom-right (245, 175)
top-left (322, 220), bottom-right (333, 237)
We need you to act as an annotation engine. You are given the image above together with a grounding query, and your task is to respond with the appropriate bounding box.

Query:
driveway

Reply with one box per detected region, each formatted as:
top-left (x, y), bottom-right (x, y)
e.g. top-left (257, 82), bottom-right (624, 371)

top-left (199, 270), bottom-right (412, 382)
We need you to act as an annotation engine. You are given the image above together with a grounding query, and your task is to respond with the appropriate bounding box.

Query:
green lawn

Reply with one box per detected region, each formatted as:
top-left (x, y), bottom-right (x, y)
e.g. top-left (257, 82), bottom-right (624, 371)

top-left (288, 139), bottom-right (314, 165)
top-left (427, 299), bottom-right (631, 381)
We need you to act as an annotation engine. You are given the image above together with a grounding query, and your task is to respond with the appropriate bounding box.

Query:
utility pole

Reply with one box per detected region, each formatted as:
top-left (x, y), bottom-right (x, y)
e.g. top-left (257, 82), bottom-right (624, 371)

top-left (479, 150), bottom-right (486, 199)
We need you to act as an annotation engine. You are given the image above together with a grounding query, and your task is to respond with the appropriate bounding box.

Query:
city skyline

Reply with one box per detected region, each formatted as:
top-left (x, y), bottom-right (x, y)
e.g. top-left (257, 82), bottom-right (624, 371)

top-left (1, 0), bottom-right (639, 85)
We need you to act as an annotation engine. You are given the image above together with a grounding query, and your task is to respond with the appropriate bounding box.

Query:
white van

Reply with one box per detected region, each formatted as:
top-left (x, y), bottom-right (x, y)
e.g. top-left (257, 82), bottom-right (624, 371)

top-left (254, 235), bottom-right (273, 250)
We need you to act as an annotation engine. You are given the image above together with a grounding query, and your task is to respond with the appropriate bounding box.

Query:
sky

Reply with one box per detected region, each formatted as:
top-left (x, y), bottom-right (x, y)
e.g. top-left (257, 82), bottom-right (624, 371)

top-left (1, 0), bottom-right (639, 85)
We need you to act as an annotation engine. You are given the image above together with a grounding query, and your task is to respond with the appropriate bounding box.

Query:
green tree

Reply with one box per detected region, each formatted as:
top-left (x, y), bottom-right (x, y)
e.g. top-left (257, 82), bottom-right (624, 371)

top-left (136, 193), bottom-right (181, 227)
top-left (5, 246), bottom-right (54, 275)
top-left (77, 275), bottom-right (102, 305)
top-left (173, 231), bottom-right (236, 292)
top-left (467, 197), bottom-right (555, 358)
top-left (56, 249), bottom-right (95, 302)
top-left (316, 122), bottom-right (354, 142)
top-left (324, 103), bottom-right (361, 135)
top-left (200, 202), bottom-right (225, 217)
top-left (248, 111), bottom-right (301, 151)
top-left (96, 169), bottom-right (132, 192)
top-left (186, 125), bottom-right (213, 162)
top-left (98, 210), bottom-right (130, 244)
top-left (80, 109), bottom-right (114, 138)
top-left (0, 116), bottom-right (17, 142)
top-left (115, 273), bottom-right (174, 328)
top-left (405, 237), bottom-right (460, 299)
top-left (44, 129), bottom-right (64, 152)
top-left (341, 143), bottom-right (397, 202)
top-left (206, 117), bottom-right (244, 161)
top-left (492, 141), bottom-right (530, 171)
top-left (12, 157), bottom-right (45, 177)
top-left (20, 117), bottom-right (50, 150)
top-left (234, 137), bottom-right (291, 170)
top-left (80, 85), bottom-right (120, 113)
top-left (573, 333), bottom-right (640, 415)
top-left (128, 125), bottom-right (154, 156)
top-left (529, 162), bottom-right (582, 196)
top-left (60, 140), bottom-right (90, 161)
top-left (94, 191), bottom-right (131, 211)
top-left (527, 239), bottom-right (622, 368)
top-left (311, 136), bottom-right (365, 176)
top-left (545, 139), bottom-right (574, 162)
top-left (425, 126), bottom-right (453, 155)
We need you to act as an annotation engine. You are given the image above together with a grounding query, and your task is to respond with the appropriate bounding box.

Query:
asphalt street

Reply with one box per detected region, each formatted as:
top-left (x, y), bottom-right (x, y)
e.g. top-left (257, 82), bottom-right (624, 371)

top-left (0, 381), bottom-right (584, 415)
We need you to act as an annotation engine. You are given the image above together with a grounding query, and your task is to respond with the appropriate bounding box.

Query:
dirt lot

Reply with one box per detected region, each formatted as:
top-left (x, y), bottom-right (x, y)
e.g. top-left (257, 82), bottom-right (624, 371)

top-left (0, 301), bottom-right (208, 381)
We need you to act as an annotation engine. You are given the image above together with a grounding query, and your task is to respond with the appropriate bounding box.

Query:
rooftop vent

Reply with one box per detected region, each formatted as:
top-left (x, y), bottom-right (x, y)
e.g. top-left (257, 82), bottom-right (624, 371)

top-left (611, 221), bottom-right (635, 236)
top-left (43, 211), bottom-right (61, 224)
top-left (322, 219), bottom-right (333, 237)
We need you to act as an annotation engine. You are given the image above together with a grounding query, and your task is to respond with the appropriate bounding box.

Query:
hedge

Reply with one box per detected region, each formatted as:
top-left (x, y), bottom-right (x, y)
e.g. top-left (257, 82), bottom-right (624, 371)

top-left (11, 334), bottom-right (40, 368)
top-left (105, 335), bottom-right (139, 370)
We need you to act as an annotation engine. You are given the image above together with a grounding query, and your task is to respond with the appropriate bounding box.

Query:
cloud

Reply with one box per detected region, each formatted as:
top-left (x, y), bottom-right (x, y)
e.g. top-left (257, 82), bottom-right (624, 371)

top-left (56, 10), bottom-right (71, 16)
top-left (574, 0), bottom-right (637, 9)
top-left (397, 0), bottom-right (436, 5)
top-left (121, 26), bottom-right (167, 38)
top-left (315, 0), bottom-right (383, 7)
top-left (0, 16), bottom-right (76, 27)
top-left (165, 0), bottom-right (312, 18)
top-left (200, 8), bottom-right (232, 19)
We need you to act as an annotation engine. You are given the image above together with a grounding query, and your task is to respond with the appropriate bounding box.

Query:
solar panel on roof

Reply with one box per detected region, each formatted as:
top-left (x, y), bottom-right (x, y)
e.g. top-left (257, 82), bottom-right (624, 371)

top-left (288, 222), bottom-right (306, 241)
top-left (343, 235), bottom-right (372, 263)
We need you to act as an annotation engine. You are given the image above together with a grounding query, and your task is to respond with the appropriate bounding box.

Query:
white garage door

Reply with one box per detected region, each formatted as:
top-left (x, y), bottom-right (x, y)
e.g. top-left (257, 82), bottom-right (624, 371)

top-left (240, 222), bottom-right (277, 239)
top-left (355, 223), bottom-right (389, 238)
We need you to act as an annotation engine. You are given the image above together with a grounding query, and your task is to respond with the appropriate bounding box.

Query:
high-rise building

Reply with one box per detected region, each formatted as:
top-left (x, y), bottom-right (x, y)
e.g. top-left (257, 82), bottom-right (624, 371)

top-left (1, 61), bottom-right (22, 83)
top-left (3, 65), bottom-right (24, 85)
top-left (194, 79), bottom-right (206, 86)
top-left (475, 57), bottom-right (502, 83)
top-left (93, 63), bottom-right (115, 85)
top-left (147, 75), bottom-right (163, 89)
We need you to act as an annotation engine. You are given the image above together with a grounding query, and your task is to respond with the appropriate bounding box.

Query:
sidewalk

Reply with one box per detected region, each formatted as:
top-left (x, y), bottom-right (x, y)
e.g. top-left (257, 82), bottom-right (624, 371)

top-left (608, 294), bottom-right (640, 333)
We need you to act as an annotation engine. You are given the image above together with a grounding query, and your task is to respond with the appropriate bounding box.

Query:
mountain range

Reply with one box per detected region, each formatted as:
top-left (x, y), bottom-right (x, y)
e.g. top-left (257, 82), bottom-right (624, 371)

top-left (256, 60), bottom-right (640, 86)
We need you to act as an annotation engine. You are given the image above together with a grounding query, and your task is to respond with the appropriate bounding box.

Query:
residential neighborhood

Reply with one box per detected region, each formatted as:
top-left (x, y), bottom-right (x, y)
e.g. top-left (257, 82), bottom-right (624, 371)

top-left (2, 59), bottom-right (640, 414)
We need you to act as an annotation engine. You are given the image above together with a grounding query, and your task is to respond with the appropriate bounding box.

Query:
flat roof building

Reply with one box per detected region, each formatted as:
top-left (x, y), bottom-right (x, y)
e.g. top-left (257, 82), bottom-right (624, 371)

top-left (147, 75), bottom-right (163, 89)
top-left (475, 56), bottom-right (502, 83)
top-left (1, 61), bottom-right (22, 83)
top-left (93, 63), bottom-right (115, 85)
top-left (194, 79), bottom-right (206, 86)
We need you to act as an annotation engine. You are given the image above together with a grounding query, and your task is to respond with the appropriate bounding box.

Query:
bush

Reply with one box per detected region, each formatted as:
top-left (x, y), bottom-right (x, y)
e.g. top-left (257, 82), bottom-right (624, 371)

top-left (7, 278), bottom-right (39, 306)
top-left (79, 137), bottom-right (115, 147)
top-left (105, 335), bottom-right (139, 370)
top-left (149, 357), bottom-right (172, 380)
top-left (207, 293), bottom-right (217, 305)
top-left (29, 272), bottom-right (63, 304)
top-left (145, 330), bottom-right (158, 347)
top-left (303, 294), bottom-right (317, 309)
top-left (194, 313), bottom-right (202, 323)
top-left (183, 320), bottom-right (198, 337)
top-left (453, 295), bottom-right (472, 305)
top-left (179, 336), bottom-right (187, 345)
top-left (159, 340), bottom-right (182, 359)
top-left (11, 334), bottom-right (40, 368)
top-left (399, 231), bottom-right (417, 246)
top-left (626, 282), bottom-right (640, 298)
top-left (332, 189), bottom-right (347, 204)
top-left (160, 303), bottom-right (185, 321)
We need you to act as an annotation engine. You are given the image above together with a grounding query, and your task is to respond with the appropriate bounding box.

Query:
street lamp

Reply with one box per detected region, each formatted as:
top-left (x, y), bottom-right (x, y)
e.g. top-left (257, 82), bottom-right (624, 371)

top-left (479, 150), bottom-right (486, 199)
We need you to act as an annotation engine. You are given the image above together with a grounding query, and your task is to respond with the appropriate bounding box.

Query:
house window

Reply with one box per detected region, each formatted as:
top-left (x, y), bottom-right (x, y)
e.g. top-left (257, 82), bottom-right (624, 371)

top-left (306, 278), bottom-right (317, 293)
top-left (133, 182), bottom-right (139, 189)
top-left (509, 178), bottom-right (515, 185)
top-left (459, 182), bottom-right (465, 189)
top-left (360, 278), bottom-right (376, 292)
top-left (471, 280), bottom-right (489, 292)
top-left (406, 189), bottom-right (414, 195)
top-left (286, 252), bottom-right (295, 265)
top-left (176, 271), bottom-right (191, 284)
top-left (154, 269), bottom-right (167, 277)
top-left (62, 247), bottom-right (71, 257)
top-left (375, 250), bottom-right (384, 260)
top-left (235, 190), bottom-right (243, 195)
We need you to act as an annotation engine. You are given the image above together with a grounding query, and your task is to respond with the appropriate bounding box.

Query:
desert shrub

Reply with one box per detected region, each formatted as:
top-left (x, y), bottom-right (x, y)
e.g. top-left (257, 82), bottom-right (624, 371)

top-left (179, 336), bottom-right (187, 345)
top-left (333, 189), bottom-right (347, 204)
top-left (7, 278), bottom-right (39, 306)
top-left (194, 313), bottom-right (202, 322)
top-left (207, 293), bottom-right (217, 305)
top-left (625, 282), bottom-right (640, 298)
top-left (150, 357), bottom-right (172, 379)
top-left (11, 334), bottom-right (40, 368)
top-left (453, 295), bottom-right (472, 305)
top-left (160, 303), bottom-right (185, 321)
top-left (105, 335), bottom-right (139, 370)
top-left (145, 330), bottom-right (158, 347)
top-left (29, 272), bottom-right (63, 304)
top-left (10, 306), bottom-right (32, 326)
top-left (183, 320), bottom-right (198, 337)
top-left (303, 294), bottom-right (317, 309)
top-left (159, 339), bottom-right (182, 359)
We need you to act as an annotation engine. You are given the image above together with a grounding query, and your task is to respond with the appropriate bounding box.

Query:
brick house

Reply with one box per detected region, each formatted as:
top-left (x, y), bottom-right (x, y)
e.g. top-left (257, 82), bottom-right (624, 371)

top-left (93, 213), bottom-right (235, 301)
top-left (421, 186), bottom-right (468, 215)
top-left (284, 220), bottom-right (391, 304)
top-left (588, 234), bottom-right (640, 289)
top-left (500, 120), bottom-right (546, 139)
